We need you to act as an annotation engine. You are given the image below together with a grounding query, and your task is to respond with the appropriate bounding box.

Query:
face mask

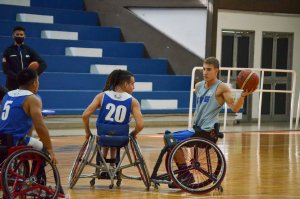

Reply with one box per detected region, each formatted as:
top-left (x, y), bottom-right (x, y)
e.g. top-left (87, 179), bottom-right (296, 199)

top-left (14, 36), bottom-right (24, 44)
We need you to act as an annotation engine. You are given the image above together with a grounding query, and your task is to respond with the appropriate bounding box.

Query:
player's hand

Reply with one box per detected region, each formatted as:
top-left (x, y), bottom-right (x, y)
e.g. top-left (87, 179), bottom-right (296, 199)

top-left (241, 89), bottom-right (255, 97)
top-left (130, 131), bottom-right (137, 139)
top-left (85, 130), bottom-right (92, 140)
top-left (48, 149), bottom-right (58, 165)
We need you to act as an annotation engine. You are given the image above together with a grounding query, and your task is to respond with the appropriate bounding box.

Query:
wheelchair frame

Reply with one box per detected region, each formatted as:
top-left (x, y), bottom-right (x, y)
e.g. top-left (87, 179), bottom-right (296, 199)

top-left (150, 137), bottom-right (226, 194)
top-left (0, 145), bottom-right (64, 199)
top-left (68, 134), bottom-right (151, 190)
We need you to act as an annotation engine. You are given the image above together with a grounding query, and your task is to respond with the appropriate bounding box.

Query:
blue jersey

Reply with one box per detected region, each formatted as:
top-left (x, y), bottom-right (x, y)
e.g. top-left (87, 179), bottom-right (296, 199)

top-left (0, 89), bottom-right (33, 145)
top-left (96, 91), bottom-right (132, 127)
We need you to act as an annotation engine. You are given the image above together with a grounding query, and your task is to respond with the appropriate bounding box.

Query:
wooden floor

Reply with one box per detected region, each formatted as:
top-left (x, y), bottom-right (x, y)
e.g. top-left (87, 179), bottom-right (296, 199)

top-left (46, 131), bottom-right (300, 199)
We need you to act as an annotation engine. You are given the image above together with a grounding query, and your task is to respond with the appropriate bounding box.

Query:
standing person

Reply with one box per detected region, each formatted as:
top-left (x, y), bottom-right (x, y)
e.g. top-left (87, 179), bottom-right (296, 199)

top-left (2, 26), bottom-right (47, 90)
top-left (167, 57), bottom-right (253, 187)
top-left (82, 69), bottom-right (144, 167)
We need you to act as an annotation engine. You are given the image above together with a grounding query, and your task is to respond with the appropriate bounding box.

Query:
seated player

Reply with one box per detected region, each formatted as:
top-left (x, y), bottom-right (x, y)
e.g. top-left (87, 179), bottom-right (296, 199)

top-left (166, 57), bottom-right (253, 188)
top-left (82, 69), bottom-right (144, 175)
top-left (0, 68), bottom-right (65, 197)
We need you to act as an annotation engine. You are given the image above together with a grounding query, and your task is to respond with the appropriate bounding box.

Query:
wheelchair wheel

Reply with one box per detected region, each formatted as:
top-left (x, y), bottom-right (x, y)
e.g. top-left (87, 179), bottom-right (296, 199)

top-left (129, 137), bottom-right (151, 190)
top-left (1, 148), bottom-right (61, 198)
top-left (69, 134), bottom-right (96, 188)
top-left (167, 138), bottom-right (226, 194)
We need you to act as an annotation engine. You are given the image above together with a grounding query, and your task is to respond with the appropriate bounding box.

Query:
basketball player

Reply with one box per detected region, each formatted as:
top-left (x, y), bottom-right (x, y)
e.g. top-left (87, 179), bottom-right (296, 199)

top-left (0, 68), bottom-right (66, 198)
top-left (82, 69), bottom-right (144, 167)
top-left (0, 68), bottom-right (56, 163)
top-left (167, 57), bottom-right (253, 187)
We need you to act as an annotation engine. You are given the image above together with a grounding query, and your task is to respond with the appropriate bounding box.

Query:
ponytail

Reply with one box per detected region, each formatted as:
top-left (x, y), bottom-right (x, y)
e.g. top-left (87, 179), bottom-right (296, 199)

top-left (102, 70), bottom-right (133, 92)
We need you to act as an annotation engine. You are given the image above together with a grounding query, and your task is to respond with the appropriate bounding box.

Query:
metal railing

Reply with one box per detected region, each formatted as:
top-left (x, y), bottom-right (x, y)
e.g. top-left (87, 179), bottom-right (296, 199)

top-left (188, 67), bottom-right (296, 131)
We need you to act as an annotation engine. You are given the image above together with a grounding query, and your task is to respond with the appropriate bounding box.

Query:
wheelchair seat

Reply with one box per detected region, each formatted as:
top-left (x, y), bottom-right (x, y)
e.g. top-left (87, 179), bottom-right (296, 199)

top-left (0, 133), bottom-right (13, 164)
top-left (97, 123), bottom-right (129, 147)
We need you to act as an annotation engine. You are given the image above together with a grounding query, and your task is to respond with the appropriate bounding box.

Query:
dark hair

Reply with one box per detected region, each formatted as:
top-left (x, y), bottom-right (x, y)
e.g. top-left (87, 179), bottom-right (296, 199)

top-left (17, 68), bottom-right (38, 87)
top-left (0, 86), bottom-right (8, 100)
top-left (103, 70), bottom-right (134, 92)
top-left (13, 26), bottom-right (25, 33)
top-left (204, 57), bottom-right (219, 69)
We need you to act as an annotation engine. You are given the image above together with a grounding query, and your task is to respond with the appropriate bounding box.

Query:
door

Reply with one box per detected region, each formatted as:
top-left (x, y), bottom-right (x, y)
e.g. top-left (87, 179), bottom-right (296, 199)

top-left (261, 32), bottom-right (293, 121)
top-left (220, 30), bottom-right (255, 121)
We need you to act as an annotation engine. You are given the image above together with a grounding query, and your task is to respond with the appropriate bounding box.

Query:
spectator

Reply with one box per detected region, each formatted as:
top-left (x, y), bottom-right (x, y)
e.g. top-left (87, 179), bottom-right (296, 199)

top-left (2, 26), bottom-right (47, 90)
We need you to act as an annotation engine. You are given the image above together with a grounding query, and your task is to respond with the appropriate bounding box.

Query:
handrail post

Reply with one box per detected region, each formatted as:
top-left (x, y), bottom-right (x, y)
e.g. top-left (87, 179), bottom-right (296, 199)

top-left (188, 67), bottom-right (198, 129)
top-left (223, 69), bottom-right (231, 131)
top-left (258, 71), bottom-right (264, 131)
top-left (290, 71), bottom-right (296, 129)
top-left (295, 89), bottom-right (300, 129)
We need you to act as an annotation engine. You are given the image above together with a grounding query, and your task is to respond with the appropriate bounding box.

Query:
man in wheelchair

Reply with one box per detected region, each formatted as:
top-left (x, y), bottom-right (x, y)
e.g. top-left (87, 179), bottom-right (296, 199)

top-left (0, 69), bottom-right (65, 197)
top-left (82, 69), bottom-right (144, 178)
top-left (165, 57), bottom-right (253, 188)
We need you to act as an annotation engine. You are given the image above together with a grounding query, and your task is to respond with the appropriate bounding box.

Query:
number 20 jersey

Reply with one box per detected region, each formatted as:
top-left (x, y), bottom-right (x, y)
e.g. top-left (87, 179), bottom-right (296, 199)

top-left (96, 90), bottom-right (132, 126)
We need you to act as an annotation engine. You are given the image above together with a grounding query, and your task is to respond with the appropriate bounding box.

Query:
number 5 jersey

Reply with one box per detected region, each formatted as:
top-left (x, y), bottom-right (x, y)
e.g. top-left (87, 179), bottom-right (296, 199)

top-left (0, 89), bottom-right (33, 145)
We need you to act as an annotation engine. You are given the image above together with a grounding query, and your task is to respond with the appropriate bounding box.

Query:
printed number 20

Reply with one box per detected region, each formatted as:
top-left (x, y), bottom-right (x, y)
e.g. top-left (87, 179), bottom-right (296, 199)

top-left (1, 100), bottom-right (13, 120)
top-left (105, 103), bottom-right (127, 123)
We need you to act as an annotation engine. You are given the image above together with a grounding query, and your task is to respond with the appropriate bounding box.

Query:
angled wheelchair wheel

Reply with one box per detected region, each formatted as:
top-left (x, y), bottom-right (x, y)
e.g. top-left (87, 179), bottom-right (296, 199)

top-left (1, 148), bottom-right (61, 199)
top-left (69, 134), bottom-right (96, 188)
top-left (167, 138), bottom-right (226, 194)
top-left (129, 136), bottom-right (151, 190)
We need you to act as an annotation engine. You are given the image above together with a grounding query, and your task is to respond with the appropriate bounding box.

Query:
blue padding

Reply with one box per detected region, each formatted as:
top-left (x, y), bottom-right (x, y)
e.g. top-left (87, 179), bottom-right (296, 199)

top-left (34, 90), bottom-right (192, 114)
top-left (42, 56), bottom-right (168, 74)
top-left (0, 37), bottom-right (145, 58)
top-left (31, 0), bottom-right (84, 10)
top-left (0, 20), bottom-right (120, 42)
top-left (0, 5), bottom-right (98, 26)
top-left (97, 124), bottom-right (129, 147)
top-left (35, 73), bottom-right (190, 91)
top-left (167, 129), bottom-right (195, 143)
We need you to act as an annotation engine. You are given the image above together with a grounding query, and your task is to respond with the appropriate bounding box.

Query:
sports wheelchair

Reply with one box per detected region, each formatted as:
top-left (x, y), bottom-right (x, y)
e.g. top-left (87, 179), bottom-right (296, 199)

top-left (68, 124), bottom-right (151, 190)
top-left (0, 134), bottom-right (64, 199)
top-left (150, 128), bottom-right (226, 194)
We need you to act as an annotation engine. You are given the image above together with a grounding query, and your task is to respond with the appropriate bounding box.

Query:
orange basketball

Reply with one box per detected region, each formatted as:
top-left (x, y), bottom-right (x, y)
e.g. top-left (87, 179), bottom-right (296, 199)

top-left (237, 69), bottom-right (259, 91)
top-left (28, 61), bottom-right (39, 70)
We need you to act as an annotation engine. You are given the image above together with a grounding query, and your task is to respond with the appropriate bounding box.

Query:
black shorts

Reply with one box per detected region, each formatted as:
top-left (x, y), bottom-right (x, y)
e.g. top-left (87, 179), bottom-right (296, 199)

top-left (192, 124), bottom-right (220, 143)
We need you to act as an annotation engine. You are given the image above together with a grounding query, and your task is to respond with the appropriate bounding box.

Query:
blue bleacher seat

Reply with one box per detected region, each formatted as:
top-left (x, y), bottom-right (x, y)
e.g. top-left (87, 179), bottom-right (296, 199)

top-left (42, 56), bottom-right (168, 74)
top-left (0, 5), bottom-right (98, 26)
top-left (0, 1), bottom-right (194, 115)
top-left (0, 20), bottom-right (121, 42)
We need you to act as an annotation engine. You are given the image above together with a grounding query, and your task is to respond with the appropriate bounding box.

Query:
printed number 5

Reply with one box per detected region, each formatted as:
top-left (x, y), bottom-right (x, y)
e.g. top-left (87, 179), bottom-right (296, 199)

top-left (1, 100), bottom-right (13, 120)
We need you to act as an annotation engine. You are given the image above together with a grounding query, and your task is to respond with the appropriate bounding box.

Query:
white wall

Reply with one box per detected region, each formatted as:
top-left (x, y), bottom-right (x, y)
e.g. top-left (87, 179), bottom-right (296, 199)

top-left (217, 10), bottom-right (300, 118)
top-left (129, 8), bottom-right (207, 58)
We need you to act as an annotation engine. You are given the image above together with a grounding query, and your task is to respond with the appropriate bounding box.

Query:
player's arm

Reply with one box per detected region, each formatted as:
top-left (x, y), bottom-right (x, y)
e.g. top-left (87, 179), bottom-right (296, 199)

top-left (25, 95), bottom-right (57, 164)
top-left (221, 83), bottom-right (254, 112)
top-left (221, 83), bottom-right (246, 113)
top-left (131, 97), bottom-right (144, 138)
top-left (194, 82), bottom-right (200, 94)
top-left (82, 93), bottom-right (103, 139)
top-left (2, 50), bottom-right (17, 78)
top-left (28, 47), bottom-right (47, 75)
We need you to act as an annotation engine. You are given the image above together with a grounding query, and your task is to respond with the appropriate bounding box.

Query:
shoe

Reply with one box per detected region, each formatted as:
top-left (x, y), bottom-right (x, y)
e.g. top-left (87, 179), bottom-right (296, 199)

top-left (168, 172), bottom-right (195, 189)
